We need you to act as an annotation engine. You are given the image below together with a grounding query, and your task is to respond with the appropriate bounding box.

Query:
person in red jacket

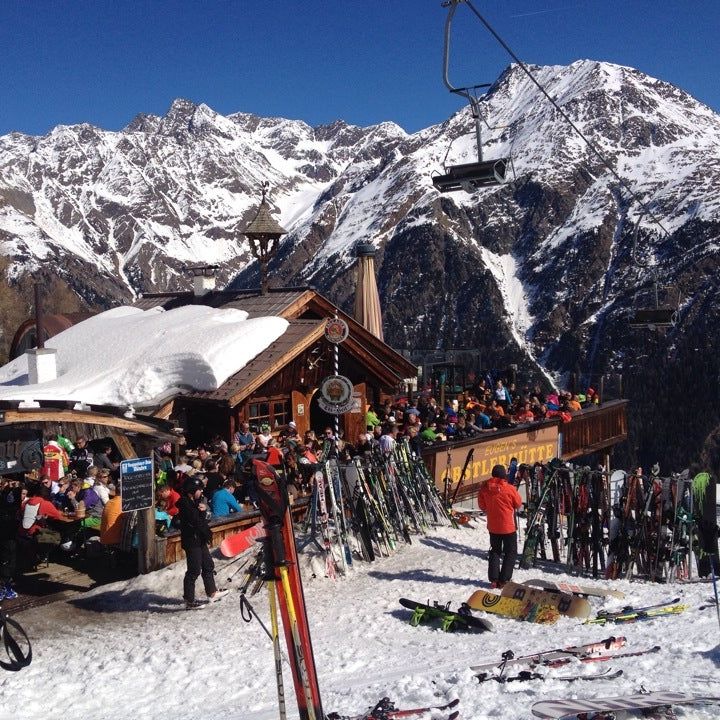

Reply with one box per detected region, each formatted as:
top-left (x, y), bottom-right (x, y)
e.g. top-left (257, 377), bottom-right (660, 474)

top-left (478, 464), bottom-right (522, 588)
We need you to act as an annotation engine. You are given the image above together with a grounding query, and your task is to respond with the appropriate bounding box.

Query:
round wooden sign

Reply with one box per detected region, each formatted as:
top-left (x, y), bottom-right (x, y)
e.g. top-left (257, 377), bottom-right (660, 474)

top-left (324, 317), bottom-right (349, 344)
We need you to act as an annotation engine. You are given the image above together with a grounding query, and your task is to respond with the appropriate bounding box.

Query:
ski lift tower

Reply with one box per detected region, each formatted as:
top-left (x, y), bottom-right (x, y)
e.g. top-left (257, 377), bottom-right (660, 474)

top-left (433, 0), bottom-right (510, 193)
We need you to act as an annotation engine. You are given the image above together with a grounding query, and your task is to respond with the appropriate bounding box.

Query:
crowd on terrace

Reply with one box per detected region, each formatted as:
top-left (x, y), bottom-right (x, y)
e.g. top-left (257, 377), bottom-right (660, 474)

top-left (367, 378), bottom-right (600, 447)
top-left (0, 373), bottom-right (599, 598)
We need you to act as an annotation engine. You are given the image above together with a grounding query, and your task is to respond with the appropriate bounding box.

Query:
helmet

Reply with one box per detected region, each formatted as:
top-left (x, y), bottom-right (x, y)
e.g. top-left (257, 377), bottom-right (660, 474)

top-left (183, 476), bottom-right (204, 495)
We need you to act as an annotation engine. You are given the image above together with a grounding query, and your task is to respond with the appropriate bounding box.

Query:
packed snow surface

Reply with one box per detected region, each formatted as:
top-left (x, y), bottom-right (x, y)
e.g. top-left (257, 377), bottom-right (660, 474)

top-left (3, 520), bottom-right (718, 720)
top-left (0, 305), bottom-right (289, 409)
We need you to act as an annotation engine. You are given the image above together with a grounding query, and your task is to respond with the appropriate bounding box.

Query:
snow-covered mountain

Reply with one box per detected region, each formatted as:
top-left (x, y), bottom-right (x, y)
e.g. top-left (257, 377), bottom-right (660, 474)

top-left (1, 60), bottom-right (719, 471)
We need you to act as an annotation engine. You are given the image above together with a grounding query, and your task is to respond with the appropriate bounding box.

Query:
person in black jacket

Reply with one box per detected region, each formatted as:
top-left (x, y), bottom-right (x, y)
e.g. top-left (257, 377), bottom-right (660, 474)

top-left (178, 477), bottom-right (227, 609)
top-left (68, 436), bottom-right (93, 477)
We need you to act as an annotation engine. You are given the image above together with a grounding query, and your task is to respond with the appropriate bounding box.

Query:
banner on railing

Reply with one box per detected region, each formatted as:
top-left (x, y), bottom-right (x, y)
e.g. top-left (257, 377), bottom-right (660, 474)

top-left (427, 424), bottom-right (559, 489)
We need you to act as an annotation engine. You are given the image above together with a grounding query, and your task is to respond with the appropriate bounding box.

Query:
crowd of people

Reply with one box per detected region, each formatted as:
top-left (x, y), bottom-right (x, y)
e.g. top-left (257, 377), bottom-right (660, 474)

top-left (0, 376), bottom-right (599, 603)
top-left (363, 379), bottom-right (599, 449)
top-left (0, 434), bottom-right (132, 601)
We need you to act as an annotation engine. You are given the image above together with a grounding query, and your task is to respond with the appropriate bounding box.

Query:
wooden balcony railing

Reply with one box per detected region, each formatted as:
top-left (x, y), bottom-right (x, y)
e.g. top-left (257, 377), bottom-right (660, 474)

top-left (560, 399), bottom-right (628, 460)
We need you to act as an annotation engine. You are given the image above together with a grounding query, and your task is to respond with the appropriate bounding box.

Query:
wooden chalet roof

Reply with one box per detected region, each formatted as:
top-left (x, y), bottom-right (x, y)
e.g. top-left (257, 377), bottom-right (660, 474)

top-left (213, 289), bottom-right (315, 319)
top-left (182, 319), bottom-right (326, 406)
top-left (135, 286), bottom-right (416, 384)
top-left (132, 292), bottom-right (193, 311)
top-left (128, 286), bottom-right (416, 411)
top-left (210, 288), bottom-right (415, 380)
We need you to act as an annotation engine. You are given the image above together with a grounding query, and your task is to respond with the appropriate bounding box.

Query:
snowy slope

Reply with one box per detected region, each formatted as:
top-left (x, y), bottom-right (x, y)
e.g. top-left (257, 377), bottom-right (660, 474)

top-left (3, 521), bottom-right (718, 720)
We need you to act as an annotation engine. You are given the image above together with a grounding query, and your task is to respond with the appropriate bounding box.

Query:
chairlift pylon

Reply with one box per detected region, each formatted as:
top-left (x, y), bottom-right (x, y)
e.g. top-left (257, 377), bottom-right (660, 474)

top-left (432, 0), bottom-right (511, 193)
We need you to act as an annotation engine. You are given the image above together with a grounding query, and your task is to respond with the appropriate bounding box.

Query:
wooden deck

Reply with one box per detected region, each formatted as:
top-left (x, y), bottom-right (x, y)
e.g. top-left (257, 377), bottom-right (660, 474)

top-left (422, 401), bottom-right (628, 501)
top-left (163, 497), bottom-right (309, 565)
top-left (560, 400), bottom-right (628, 459)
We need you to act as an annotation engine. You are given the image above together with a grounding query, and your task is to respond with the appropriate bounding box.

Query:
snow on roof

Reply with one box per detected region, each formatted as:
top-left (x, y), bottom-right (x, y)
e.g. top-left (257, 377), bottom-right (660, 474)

top-left (0, 305), bottom-right (289, 409)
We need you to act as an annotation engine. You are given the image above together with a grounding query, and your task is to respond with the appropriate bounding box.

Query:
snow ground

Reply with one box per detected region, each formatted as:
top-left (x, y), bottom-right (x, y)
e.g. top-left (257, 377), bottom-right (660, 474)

top-left (2, 520), bottom-right (718, 720)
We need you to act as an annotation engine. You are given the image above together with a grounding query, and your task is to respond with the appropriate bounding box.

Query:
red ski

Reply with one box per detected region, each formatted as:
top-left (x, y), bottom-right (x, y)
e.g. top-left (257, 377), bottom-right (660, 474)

top-left (219, 522), bottom-right (267, 558)
top-left (328, 697), bottom-right (460, 720)
top-left (254, 459), bottom-right (324, 720)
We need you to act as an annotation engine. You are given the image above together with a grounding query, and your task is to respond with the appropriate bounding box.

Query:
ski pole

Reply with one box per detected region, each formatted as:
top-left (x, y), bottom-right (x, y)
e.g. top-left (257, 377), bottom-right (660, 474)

top-left (450, 448), bottom-right (475, 507)
top-left (268, 580), bottom-right (288, 720)
top-left (711, 560), bottom-right (720, 632)
top-left (277, 564), bottom-right (317, 720)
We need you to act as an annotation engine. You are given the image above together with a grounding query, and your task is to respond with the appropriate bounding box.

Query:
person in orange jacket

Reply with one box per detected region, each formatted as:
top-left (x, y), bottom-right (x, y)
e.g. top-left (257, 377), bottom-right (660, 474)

top-left (478, 464), bottom-right (523, 588)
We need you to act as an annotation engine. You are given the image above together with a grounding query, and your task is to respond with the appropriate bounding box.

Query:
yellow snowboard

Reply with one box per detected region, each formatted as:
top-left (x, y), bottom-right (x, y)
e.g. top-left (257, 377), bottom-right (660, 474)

top-left (501, 581), bottom-right (592, 619)
top-left (466, 588), bottom-right (560, 624)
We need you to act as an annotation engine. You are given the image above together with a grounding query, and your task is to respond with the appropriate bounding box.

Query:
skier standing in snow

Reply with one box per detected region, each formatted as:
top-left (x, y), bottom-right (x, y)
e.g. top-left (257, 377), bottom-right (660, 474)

top-left (178, 476), bottom-right (227, 609)
top-left (478, 464), bottom-right (522, 588)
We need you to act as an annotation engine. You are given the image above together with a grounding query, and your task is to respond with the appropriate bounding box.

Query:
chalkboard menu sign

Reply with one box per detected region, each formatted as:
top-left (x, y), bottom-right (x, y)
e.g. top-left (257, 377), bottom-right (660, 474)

top-left (120, 457), bottom-right (154, 512)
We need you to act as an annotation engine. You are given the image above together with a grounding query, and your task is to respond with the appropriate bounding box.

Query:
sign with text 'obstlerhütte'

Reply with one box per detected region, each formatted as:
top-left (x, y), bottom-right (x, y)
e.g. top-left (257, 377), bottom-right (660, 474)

top-left (120, 457), bottom-right (154, 512)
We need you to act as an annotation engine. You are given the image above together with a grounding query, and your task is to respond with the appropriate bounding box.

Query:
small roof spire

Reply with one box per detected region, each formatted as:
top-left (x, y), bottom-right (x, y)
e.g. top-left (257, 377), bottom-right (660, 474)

top-left (244, 182), bottom-right (287, 237)
top-left (243, 183), bottom-right (287, 294)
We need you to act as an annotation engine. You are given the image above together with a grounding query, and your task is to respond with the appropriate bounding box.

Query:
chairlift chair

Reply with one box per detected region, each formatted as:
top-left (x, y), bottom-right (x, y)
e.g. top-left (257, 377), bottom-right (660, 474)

top-left (433, 0), bottom-right (511, 193)
top-left (627, 210), bottom-right (679, 330)
top-left (433, 158), bottom-right (509, 192)
top-left (629, 283), bottom-right (679, 331)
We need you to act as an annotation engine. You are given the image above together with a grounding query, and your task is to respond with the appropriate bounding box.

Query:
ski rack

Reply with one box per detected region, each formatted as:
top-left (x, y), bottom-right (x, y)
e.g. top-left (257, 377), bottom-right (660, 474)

top-left (516, 461), bottom-right (715, 585)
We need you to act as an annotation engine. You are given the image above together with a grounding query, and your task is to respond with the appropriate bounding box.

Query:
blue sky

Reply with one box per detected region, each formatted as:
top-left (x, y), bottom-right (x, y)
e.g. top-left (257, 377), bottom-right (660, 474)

top-left (2, 1), bottom-right (718, 137)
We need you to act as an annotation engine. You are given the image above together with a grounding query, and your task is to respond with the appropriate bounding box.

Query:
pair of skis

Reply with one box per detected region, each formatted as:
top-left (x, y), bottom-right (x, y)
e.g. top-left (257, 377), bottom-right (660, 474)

top-left (328, 697), bottom-right (459, 720)
top-left (585, 597), bottom-right (687, 625)
top-left (476, 667), bottom-right (623, 684)
top-left (253, 459), bottom-right (324, 720)
top-left (472, 636), bottom-right (660, 684)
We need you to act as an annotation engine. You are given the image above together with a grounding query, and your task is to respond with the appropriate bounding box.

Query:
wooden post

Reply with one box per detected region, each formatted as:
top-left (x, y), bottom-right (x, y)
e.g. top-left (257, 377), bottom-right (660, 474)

top-left (137, 508), bottom-right (157, 573)
top-left (125, 440), bottom-right (157, 574)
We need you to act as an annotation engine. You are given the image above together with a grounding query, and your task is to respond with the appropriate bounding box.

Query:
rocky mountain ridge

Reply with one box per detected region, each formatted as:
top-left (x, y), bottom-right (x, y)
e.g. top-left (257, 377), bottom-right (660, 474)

top-left (1, 59), bottom-right (719, 473)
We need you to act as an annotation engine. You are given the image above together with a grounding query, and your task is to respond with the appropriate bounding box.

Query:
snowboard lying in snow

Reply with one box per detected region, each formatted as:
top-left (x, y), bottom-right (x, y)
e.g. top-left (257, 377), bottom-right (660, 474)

top-left (399, 599), bottom-right (493, 633)
top-left (501, 581), bottom-right (591, 618)
top-left (466, 588), bottom-right (560, 624)
top-left (531, 691), bottom-right (720, 719)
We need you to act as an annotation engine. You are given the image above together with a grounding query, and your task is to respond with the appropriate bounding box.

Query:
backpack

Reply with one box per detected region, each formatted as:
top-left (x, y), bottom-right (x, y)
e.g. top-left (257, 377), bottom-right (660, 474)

top-left (21, 501), bottom-right (40, 530)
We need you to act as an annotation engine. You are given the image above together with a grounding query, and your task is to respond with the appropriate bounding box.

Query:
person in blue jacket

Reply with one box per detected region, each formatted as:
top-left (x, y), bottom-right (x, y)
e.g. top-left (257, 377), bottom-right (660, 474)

top-left (211, 478), bottom-right (243, 517)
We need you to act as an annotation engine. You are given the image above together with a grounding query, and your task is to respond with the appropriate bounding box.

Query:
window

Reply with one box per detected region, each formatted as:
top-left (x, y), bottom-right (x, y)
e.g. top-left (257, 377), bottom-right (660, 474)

top-left (248, 402), bottom-right (270, 430)
top-left (248, 398), bottom-right (290, 430)
top-left (273, 400), bottom-right (291, 428)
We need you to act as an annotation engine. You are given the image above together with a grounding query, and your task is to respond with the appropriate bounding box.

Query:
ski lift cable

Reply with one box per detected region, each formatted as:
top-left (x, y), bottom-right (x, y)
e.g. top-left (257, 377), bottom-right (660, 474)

top-left (630, 209), bottom-right (652, 270)
top-left (456, 0), bottom-right (673, 239)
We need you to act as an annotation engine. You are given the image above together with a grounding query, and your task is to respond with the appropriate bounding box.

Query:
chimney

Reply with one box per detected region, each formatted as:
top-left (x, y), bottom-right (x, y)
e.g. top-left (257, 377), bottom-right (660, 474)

top-left (27, 282), bottom-right (57, 383)
top-left (27, 348), bottom-right (58, 384)
top-left (188, 265), bottom-right (219, 296)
